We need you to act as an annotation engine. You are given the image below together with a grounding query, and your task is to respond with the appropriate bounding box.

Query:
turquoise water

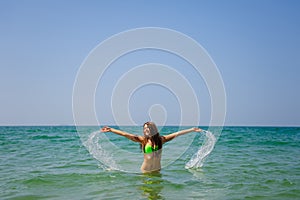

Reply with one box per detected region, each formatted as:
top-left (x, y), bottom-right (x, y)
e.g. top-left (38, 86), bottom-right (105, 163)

top-left (1, 126), bottom-right (299, 199)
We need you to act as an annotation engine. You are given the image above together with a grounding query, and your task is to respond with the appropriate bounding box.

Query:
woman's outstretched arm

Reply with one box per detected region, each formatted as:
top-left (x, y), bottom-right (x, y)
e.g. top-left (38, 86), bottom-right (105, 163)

top-left (101, 126), bottom-right (144, 143)
top-left (162, 127), bottom-right (202, 144)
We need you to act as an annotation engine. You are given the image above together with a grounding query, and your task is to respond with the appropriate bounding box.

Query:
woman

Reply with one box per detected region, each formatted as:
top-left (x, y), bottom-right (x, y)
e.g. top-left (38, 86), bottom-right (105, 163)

top-left (101, 122), bottom-right (202, 173)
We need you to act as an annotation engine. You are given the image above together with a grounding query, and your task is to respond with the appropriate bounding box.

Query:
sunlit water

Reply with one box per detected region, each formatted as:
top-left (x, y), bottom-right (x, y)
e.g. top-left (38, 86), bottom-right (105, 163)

top-left (1, 126), bottom-right (299, 199)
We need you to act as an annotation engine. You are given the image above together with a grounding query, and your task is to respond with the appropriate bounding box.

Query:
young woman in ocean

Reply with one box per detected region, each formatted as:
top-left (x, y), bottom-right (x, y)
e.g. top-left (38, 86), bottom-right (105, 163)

top-left (101, 122), bottom-right (202, 173)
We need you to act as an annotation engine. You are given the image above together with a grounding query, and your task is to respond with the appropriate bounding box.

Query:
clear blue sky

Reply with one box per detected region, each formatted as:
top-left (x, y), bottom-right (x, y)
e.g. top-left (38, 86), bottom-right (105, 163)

top-left (0, 0), bottom-right (299, 126)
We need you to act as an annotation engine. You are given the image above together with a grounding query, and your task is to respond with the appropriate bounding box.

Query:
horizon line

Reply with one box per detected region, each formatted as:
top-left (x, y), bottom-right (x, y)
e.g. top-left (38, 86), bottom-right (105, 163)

top-left (0, 124), bottom-right (299, 127)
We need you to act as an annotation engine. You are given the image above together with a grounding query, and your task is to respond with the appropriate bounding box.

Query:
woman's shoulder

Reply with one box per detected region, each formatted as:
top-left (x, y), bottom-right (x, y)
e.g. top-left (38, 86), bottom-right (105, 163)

top-left (160, 135), bottom-right (167, 144)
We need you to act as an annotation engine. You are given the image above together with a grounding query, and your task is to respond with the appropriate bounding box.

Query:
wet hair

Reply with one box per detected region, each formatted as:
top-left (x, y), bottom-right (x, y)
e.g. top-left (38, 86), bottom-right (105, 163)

top-left (141, 122), bottom-right (162, 152)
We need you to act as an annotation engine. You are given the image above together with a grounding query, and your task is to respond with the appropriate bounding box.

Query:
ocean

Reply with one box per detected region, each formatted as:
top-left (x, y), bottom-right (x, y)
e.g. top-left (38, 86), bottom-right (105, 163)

top-left (1, 126), bottom-right (299, 199)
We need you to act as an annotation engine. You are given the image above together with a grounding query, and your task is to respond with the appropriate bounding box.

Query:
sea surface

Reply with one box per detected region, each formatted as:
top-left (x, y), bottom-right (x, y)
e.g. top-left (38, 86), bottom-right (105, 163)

top-left (1, 126), bottom-right (299, 200)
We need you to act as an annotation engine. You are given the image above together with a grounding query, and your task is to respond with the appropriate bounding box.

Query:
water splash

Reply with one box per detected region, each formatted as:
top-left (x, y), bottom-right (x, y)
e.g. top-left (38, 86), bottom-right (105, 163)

top-left (83, 131), bottom-right (119, 171)
top-left (83, 129), bottom-right (217, 172)
top-left (83, 130), bottom-right (143, 173)
top-left (185, 130), bottom-right (216, 169)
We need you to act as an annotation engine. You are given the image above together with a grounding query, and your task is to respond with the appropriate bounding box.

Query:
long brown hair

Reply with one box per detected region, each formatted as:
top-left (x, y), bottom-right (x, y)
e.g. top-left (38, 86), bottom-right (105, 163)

top-left (141, 122), bottom-right (162, 152)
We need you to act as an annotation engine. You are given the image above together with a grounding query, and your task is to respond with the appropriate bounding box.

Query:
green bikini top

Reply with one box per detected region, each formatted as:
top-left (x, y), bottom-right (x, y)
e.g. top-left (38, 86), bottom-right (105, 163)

top-left (144, 144), bottom-right (159, 154)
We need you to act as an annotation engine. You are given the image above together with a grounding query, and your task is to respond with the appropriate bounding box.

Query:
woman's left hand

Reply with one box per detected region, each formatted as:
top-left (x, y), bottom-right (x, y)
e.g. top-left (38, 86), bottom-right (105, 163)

top-left (101, 126), bottom-right (112, 132)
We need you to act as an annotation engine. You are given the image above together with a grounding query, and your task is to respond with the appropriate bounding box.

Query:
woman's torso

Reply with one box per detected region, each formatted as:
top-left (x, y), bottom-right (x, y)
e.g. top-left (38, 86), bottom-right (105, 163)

top-left (141, 150), bottom-right (162, 173)
top-left (140, 140), bottom-right (162, 173)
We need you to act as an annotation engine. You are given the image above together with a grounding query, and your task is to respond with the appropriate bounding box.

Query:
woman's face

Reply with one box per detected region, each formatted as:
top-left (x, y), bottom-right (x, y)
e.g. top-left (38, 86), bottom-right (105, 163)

top-left (143, 124), bottom-right (151, 137)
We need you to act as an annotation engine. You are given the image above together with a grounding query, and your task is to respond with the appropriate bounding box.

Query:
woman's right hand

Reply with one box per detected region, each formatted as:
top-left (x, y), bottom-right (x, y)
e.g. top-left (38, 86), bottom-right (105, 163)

top-left (100, 126), bottom-right (111, 132)
top-left (193, 127), bottom-right (202, 132)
